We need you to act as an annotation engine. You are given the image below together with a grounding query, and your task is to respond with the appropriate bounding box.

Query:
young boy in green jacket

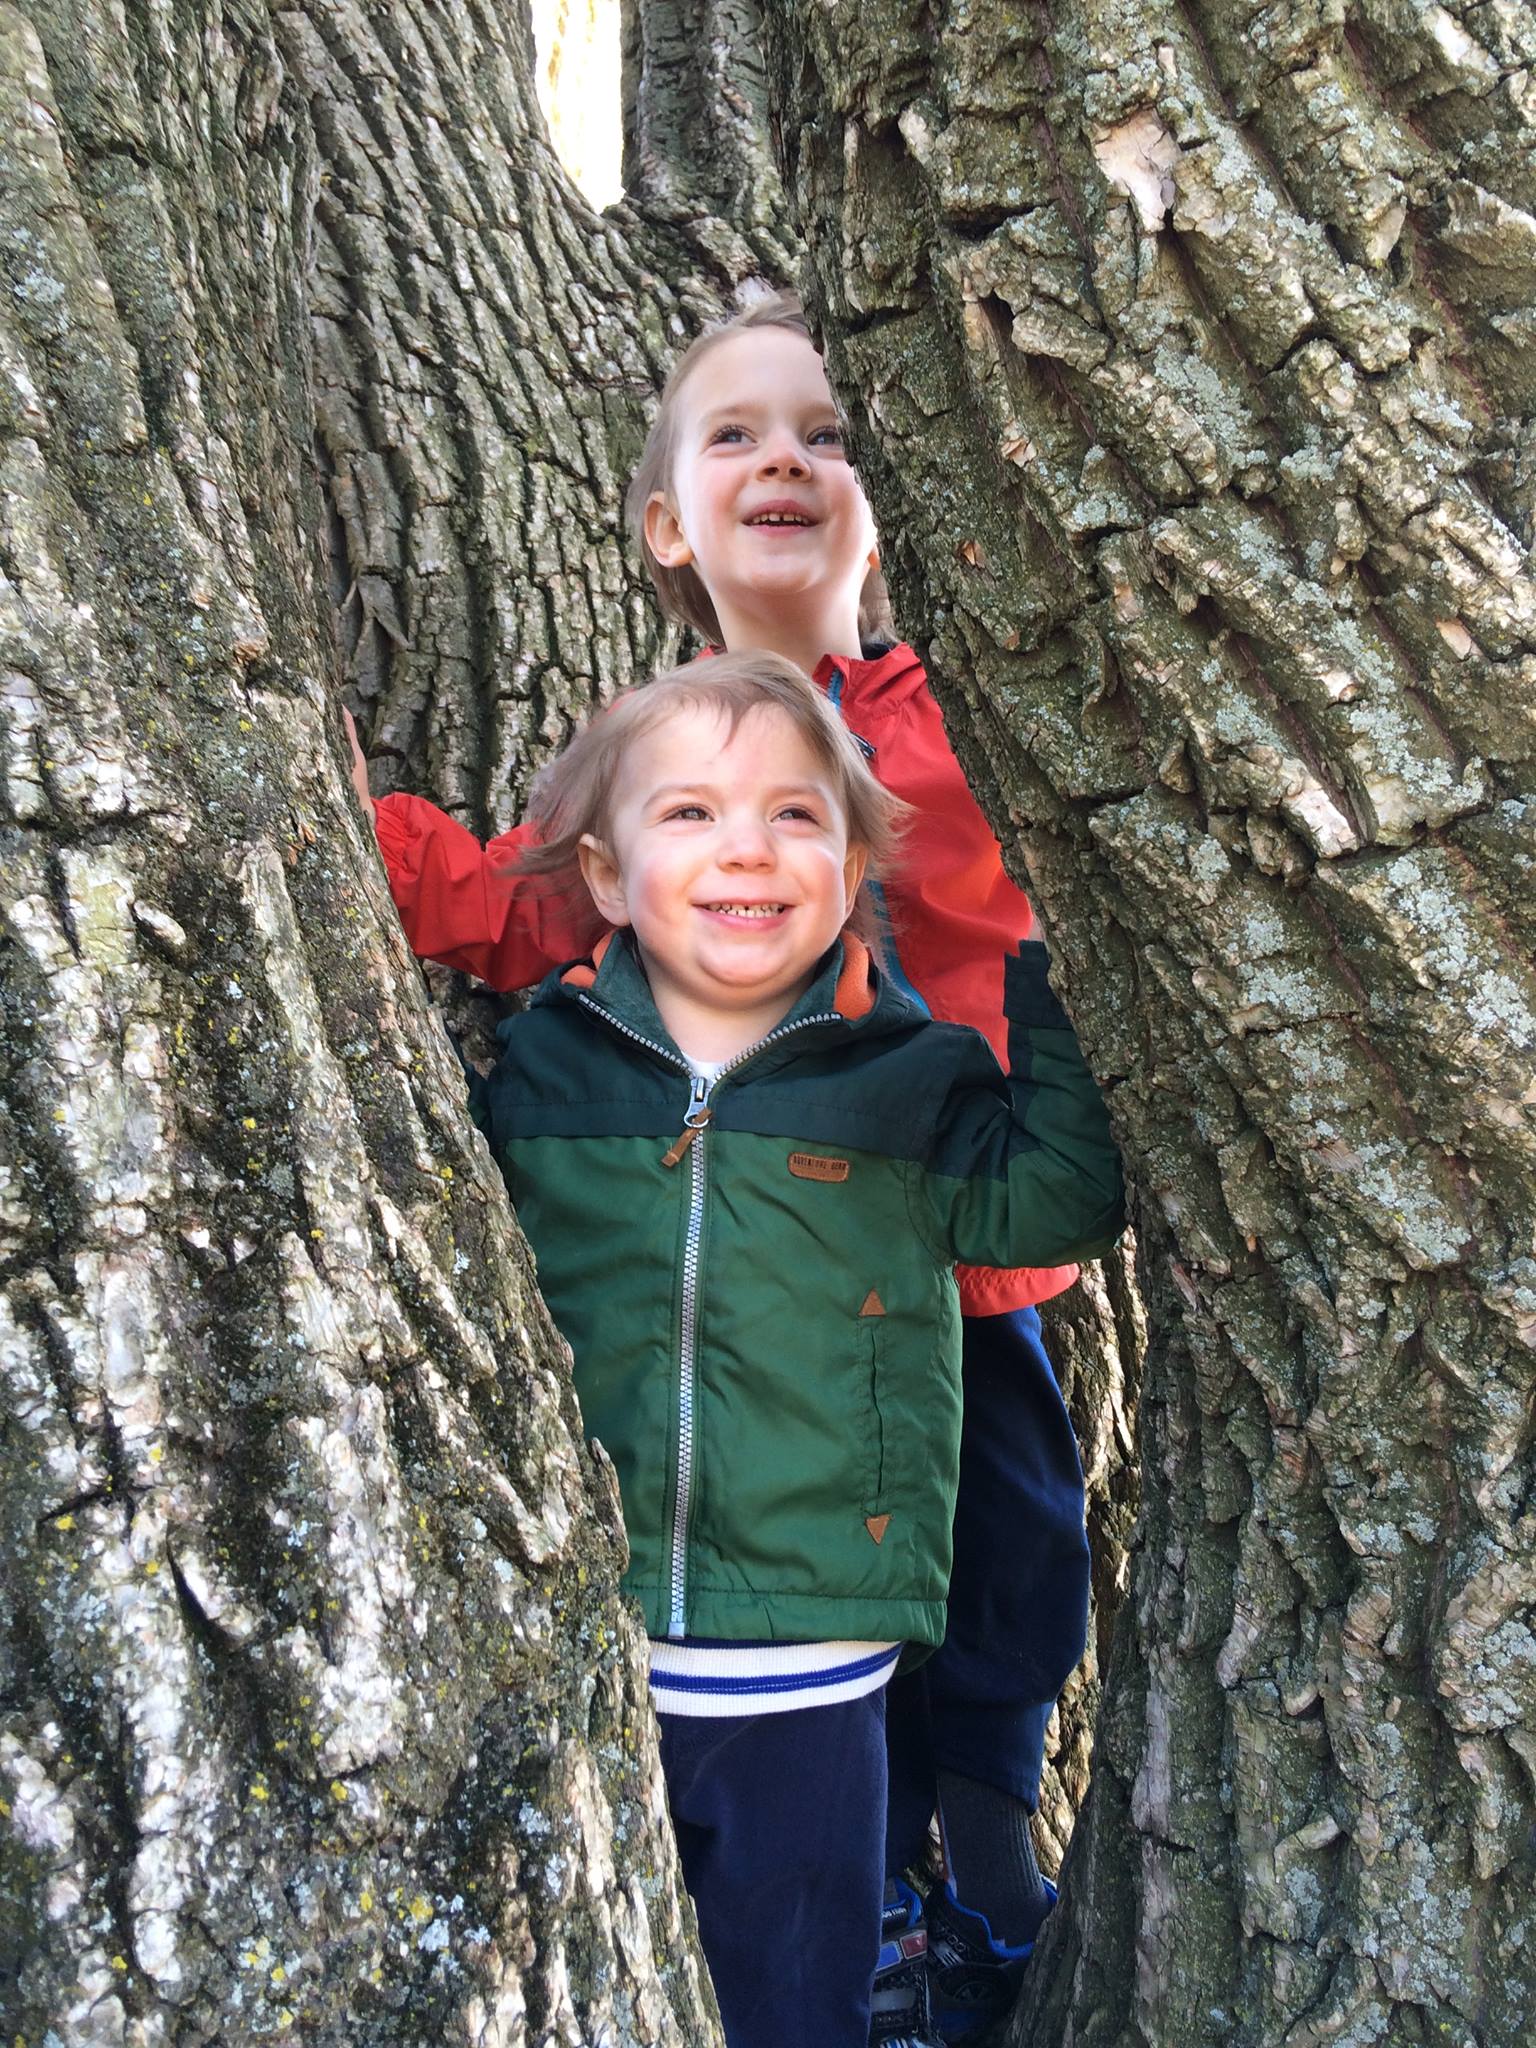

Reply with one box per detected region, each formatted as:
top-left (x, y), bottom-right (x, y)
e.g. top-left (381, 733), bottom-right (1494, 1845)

top-left (468, 649), bottom-right (1123, 2048)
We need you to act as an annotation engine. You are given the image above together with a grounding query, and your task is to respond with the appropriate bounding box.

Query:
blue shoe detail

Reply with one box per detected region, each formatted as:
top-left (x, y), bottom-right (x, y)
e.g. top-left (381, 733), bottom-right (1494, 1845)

top-left (925, 1877), bottom-right (1057, 2039)
top-left (869, 1880), bottom-right (943, 2046)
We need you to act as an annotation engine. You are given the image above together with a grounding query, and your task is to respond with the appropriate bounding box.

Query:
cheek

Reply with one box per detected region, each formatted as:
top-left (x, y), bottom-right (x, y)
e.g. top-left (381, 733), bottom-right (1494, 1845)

top-left (831, 469), bottom-right (875, 537)
top-left (626, 865), bottom-right (663, 913)
top-left (628, 856), bottom-right (687, 919)
top-left (812, 847), bottom-right (856, 901)
top-left (696, 476), bottom-right (737, 545)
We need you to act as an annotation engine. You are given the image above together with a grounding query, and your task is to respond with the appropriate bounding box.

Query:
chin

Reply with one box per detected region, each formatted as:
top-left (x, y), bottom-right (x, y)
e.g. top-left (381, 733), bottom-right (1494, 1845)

top-left (728, 565), bottom-right (819, 598)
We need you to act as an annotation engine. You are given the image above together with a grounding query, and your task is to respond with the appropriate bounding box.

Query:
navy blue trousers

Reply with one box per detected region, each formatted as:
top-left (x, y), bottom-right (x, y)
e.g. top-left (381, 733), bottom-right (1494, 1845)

top-left (659, 1688), bottom-right (887, 2048)
top-left (886, 1306), bottom-right (1089, 1872)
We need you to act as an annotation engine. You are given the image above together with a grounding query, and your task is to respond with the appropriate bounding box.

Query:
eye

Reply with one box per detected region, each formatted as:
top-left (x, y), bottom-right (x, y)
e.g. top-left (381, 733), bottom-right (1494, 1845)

top-left (808, 423), bottom-right (845, 449)
top-left (663, 802), bottom-right (711, 822)
top-left (775, 803), bottom-right (821, 824)
top-left (707, 423), bottom-right (749, 445)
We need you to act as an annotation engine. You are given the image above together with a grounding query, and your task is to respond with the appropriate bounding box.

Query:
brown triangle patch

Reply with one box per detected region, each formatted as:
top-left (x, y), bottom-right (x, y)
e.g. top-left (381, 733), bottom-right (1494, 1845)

top-left (865, 1514), bottom-right (891, 1545)
top-left (859, 1289), bottom-right (886, 1318)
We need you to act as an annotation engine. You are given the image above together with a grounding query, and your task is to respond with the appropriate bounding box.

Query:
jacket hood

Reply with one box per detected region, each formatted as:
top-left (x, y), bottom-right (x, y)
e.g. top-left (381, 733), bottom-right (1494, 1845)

top-left (812, 639), bottom-right (927, 709)
top-left (694, 639), bottom-right (927, 711)
top-left (524, 927), bottom-right (926, 1064)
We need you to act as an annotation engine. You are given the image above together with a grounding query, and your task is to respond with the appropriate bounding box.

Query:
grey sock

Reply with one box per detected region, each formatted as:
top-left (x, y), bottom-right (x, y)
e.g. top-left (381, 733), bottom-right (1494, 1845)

top-left (937, 1768), bottom-right (1052, 1947)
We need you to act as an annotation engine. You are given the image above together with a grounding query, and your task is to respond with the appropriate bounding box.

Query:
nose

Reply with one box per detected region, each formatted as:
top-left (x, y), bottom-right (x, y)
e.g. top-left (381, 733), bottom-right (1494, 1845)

top-left (718, 814), bottom-right (775, 867)
top-left (755, 429), bottom-right (809, 480)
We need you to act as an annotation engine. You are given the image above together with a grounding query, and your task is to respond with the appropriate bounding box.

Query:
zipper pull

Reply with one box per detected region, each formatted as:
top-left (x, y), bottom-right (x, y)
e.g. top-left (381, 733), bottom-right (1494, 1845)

top-left (663, 1076), bottom-right (713, 1168)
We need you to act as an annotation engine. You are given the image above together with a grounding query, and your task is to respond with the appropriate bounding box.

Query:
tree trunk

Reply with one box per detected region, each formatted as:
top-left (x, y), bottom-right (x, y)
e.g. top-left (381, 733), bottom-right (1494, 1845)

top-left (0, 3), bottom-right (784, 2041)
top-left (1034, 1240), bottom-right (1145, 1880)
top-left (766, 5), bottom-right (1536, 2044)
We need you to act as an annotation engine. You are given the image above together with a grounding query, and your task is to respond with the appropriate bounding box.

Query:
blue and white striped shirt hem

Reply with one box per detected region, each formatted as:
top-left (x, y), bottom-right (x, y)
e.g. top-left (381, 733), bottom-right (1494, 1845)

top-left (648, 1639), bottom-right (901, 1719)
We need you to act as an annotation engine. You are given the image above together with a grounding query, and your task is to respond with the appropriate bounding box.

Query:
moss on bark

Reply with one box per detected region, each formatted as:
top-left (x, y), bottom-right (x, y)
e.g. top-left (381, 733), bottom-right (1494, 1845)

top-left (766, 1), bottom-right (1536, 2040)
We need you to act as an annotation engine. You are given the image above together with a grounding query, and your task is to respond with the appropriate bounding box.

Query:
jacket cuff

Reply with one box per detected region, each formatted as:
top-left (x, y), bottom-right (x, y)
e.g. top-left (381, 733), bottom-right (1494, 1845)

top-left (1004, 941), bottom-right (1072, 1032)
top-left (371, 792), bottom-right (419, 877)
top-left (957, 1262), bottom-right (1080, 1315)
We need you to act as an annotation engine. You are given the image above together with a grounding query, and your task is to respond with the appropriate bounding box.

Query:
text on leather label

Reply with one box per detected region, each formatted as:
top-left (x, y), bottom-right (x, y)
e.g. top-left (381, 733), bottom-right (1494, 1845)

top-left (788, 1151), bottom-right (850, 1183)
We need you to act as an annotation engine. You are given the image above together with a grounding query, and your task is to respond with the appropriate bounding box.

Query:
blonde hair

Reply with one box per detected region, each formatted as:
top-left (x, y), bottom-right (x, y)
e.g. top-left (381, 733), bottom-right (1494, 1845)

top-left (625, 291), bottom-right (895, 646)
top-left (518, 650), bottom-right (907, 953)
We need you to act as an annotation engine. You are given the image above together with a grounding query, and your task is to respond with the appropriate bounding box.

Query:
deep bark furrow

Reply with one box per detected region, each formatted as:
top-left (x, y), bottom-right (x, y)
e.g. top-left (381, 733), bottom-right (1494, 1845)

top-left (0, 4), bottom-right (752, 2039)
top-left (1034, 1240), bottom-right (1146, 1875)
top-left (766, 1), bottom-right (1535, 2041)
top-left (297, 0), bottom-right (789, 834)
top-left (620, 0), bottom-right (795, 276)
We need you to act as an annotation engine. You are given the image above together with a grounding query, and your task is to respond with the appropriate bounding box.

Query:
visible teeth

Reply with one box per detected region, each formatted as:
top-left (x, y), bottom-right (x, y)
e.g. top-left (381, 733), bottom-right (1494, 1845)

top-left (707, 903), bottom-right (785, 917)
top-left (749, 513), bottom-right (810, 526)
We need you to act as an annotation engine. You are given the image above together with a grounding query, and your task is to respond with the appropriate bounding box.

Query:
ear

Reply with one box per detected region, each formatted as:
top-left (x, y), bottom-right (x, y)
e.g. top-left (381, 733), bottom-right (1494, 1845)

top-left (578, 833), bottom-right (630, 926)
top-left (842, 843), bottom-right (870, 919)
top-left (643, 491), bottom-right (694, 570)
top-left (866, 544), bottom-right (881, 573)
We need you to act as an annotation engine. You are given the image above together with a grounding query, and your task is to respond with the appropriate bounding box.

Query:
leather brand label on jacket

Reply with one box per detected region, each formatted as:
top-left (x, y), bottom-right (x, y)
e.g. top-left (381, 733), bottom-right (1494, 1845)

top-left (788, 1151), bottom-right (850, 1183)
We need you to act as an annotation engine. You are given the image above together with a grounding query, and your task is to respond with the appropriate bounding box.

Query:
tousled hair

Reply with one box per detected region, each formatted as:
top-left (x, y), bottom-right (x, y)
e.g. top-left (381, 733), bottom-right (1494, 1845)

top-left (624, 290), bottom-right (895, 646)
top-left (517, 650), bottom-right (908, 954)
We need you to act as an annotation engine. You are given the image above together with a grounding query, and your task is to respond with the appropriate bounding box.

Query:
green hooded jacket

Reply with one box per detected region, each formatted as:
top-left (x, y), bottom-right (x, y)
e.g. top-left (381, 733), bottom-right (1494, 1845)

top-left (473, 931), bottom-right (1123, 1649)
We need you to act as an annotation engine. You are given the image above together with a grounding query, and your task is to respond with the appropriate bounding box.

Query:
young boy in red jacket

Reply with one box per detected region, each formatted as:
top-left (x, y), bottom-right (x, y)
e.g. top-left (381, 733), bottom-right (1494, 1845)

top-left (354, 294), bottom-right (1095, 2045)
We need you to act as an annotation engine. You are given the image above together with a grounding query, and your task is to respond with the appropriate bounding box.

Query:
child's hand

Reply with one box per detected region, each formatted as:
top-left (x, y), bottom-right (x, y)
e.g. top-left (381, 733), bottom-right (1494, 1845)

top-left (342, 706), bottom-right (373, 814)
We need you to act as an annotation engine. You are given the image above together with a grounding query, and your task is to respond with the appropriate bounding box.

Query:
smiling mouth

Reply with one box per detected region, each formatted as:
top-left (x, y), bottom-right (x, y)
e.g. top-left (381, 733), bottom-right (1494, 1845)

top-left (703, 902), bottom-right (789, 918)
top-left (746, 512), bottom-right (814, 527)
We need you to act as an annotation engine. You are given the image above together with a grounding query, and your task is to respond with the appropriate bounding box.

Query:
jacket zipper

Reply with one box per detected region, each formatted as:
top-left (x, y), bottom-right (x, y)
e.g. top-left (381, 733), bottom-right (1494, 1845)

top-left (669, 1071), bottom-right (710, 1636)
top-left (662, 1078), bottom-right (711, 1166)
top-left (577, 993), bottom-right (842, 1640)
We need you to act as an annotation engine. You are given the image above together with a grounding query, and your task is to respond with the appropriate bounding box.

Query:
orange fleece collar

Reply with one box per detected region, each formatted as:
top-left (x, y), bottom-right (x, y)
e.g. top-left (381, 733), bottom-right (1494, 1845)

top-left (560, 929), bottom-right (876, 1022)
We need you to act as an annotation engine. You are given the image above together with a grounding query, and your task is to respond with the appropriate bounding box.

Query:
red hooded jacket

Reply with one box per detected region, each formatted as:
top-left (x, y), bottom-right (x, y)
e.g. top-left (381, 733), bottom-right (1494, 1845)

top-left (372, 641), bottom-right (1078, 1315)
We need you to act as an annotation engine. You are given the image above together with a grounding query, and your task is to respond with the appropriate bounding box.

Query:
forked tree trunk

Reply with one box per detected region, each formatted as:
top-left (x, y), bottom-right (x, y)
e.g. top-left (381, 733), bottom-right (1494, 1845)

top-left (766, 4), bottom-right (1536, 2043)
top-left (0, 3), bottom-right (786, 2040)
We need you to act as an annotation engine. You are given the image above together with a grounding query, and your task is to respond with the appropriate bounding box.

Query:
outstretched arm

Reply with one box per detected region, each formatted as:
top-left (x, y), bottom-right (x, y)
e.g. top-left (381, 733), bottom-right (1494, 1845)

top-left (343, 710), bottom-right (586, 992)
top-left (918, 944), bottom-right (1125, 1271)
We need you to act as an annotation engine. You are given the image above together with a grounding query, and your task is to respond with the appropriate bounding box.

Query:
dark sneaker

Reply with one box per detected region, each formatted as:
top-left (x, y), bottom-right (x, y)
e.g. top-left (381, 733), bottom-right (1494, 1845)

top-left (925, 1877), bottom-right (1057, 2040)
top-left (869, 1878), bottom-right (944, 2047)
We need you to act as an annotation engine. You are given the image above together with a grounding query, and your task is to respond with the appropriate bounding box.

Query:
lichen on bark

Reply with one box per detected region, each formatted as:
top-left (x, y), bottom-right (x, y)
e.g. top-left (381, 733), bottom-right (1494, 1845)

top-left (0, 0), bottom-right (791, 2039)
top-left (766, 0), bottom-right (1536, 2041)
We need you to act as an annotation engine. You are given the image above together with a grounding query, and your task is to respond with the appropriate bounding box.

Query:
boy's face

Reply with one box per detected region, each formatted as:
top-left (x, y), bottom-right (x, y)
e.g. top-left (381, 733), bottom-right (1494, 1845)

top-left (578, 702), bottom-right (867, 1058)
top-left (645, 329), bottom-right (879, 654)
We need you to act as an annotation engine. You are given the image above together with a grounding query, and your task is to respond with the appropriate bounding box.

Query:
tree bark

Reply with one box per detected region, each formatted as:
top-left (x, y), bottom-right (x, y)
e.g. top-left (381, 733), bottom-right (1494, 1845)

top-left (1034, 1240), bottom-right (1145, 1880)
top-left (766, 5), bottom-right (1536, 2044)
top-left (311, 0), bottom-right (787, 832)
top-left (0, 3), bottom-right (784, 2041)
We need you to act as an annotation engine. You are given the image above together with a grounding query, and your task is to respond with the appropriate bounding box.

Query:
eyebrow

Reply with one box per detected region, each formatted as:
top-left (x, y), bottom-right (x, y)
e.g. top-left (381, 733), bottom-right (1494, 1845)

top-left (644, 780), bottom-right (834, 804)
top-left (693, 405), bottom-right (762, 434)
top-left (694, 400), bottom-right (836, 427)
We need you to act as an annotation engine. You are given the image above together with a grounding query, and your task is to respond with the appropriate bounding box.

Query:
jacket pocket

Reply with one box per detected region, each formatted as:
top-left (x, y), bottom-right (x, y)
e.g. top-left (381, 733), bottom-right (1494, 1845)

top-left (856, 1316), bottom-right (887, 1519)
